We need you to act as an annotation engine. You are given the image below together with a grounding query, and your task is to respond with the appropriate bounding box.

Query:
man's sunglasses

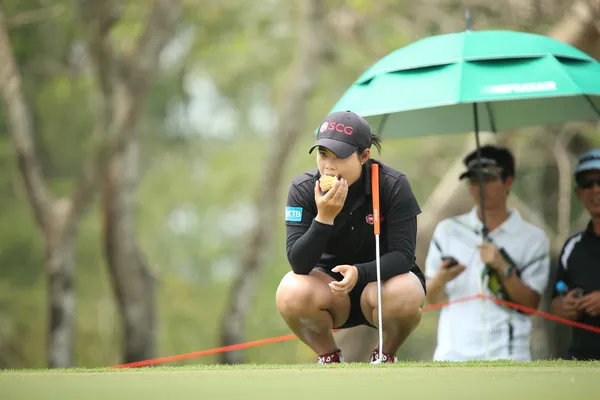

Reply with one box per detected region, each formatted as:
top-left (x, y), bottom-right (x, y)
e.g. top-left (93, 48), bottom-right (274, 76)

top-left (576, 177), bottom-right (600, 189)
top-left (465, 169), bottom-right (502, 185)
top-left (467, 175), bottom-right (500, 185)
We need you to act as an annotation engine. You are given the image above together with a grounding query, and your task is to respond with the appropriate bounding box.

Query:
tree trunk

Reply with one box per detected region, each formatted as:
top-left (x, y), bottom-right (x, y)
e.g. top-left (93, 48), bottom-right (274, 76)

top-left (0, 12), bottom-right (75, 368)
top-left (46, 250), bottom-right (76, 368)
top-left (219, 0), bottom-right (329, 364)
top-left (548, 0), bottom-right (600, 58)
top-left (102, 139), bottom-right (156, 363)
top-left (2, 14), bottom-right (80, 365)
top-left (78, 0), bottom-right (180, 364)
top-left (45, 205), bottom-right (76, 368)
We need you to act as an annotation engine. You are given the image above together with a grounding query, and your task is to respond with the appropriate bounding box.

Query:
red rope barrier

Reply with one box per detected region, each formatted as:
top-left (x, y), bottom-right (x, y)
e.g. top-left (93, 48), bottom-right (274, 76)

top-left (421, 293), bottom-right (483, 311)
top-left (111, 292), bottom-right (599, 369)
top-left (481, 294), bottom-right (600, 334)
top-left (112, 333), bottom-right (299, 369)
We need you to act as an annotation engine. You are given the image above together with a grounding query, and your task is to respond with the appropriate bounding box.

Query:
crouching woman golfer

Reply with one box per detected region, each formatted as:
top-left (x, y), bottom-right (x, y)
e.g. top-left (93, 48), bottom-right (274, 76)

top-left (276, 111), bottom-right (426, 364)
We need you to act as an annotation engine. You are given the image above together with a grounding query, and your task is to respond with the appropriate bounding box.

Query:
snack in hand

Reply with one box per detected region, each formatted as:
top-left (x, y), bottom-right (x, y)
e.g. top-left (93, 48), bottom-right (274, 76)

top-left (319, 174), bottom-right (341, 192)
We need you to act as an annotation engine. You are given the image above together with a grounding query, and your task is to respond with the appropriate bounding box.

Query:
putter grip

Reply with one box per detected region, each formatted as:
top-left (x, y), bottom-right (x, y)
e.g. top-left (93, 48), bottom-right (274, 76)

top-left (371, 163), bottom-right (380, 235)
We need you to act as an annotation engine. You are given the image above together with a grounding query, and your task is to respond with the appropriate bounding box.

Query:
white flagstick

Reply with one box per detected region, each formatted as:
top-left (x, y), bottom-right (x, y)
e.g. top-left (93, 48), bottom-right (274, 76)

top-left (371, 163), bottom-right (384, 364)
top-left (374, 232), bottom-right (383, 363)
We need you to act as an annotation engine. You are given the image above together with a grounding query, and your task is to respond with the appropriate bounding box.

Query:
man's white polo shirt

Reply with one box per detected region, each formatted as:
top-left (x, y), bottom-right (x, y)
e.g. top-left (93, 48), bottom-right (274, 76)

top-left (425, 207), bottom-right (550, 362)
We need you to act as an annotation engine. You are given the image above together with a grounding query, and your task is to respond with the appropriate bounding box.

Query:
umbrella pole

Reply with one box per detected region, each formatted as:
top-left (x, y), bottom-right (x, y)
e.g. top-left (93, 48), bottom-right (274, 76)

top-left (376, 114), bottom-right (389, 135)
top-left (474, 102), bottom-right (493, 360)
top-left (472, 103), bottom-right (489, 240)
top-left (465, 9), bottom-right (472, 31)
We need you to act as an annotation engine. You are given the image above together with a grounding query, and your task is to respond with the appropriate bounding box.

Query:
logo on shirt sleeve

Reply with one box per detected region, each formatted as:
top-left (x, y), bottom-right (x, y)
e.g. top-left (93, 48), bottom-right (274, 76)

top-left (285, 207), bottom-right (303, 222)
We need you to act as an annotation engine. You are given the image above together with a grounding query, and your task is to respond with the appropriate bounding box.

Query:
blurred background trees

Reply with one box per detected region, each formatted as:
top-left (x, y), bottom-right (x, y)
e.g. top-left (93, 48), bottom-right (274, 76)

top-left (0, 0), bottom-right (598, 368)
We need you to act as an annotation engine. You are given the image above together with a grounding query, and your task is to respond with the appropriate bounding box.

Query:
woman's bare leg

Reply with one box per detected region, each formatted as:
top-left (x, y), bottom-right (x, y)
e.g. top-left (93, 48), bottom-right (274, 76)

top-left (276, 270), bottom-right (350, 355)
top-left (360, 272), bottom-right (425, 355)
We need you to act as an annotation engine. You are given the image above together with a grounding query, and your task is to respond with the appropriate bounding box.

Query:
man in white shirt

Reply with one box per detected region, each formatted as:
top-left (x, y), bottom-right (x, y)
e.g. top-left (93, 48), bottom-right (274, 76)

top-left (425, 145), bottom-right (551, 362)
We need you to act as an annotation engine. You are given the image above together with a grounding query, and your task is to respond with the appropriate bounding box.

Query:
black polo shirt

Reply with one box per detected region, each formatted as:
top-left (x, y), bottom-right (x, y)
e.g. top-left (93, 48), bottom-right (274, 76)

top-left (552, 221), bottom-right (600, 360)
top-left (284, 159), bottom-right (423, 285)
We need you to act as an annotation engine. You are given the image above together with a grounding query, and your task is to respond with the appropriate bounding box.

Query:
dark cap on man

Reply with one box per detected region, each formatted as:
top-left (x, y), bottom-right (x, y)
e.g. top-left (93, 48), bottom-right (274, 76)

top-left (459, 145), bottom-right (515, 180)
top-left (309, 111), bottom-right (372, 158)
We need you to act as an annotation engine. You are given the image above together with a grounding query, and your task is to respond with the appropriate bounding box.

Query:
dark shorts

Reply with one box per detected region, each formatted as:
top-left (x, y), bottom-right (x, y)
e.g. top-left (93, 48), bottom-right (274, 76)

top-left (567, 348), bottom-right (600, 361)
top-left (315, 265), bottom-right (427, 330)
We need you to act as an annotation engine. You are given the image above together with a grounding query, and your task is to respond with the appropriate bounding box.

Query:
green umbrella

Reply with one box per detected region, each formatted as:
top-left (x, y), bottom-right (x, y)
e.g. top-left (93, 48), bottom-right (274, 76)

top-left (328, 30), bottom-right (600, 138)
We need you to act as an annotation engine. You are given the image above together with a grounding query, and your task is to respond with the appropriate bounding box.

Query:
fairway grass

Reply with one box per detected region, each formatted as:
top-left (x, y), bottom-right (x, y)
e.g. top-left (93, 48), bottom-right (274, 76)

top-left (1, 361), bottom-right (599, 400)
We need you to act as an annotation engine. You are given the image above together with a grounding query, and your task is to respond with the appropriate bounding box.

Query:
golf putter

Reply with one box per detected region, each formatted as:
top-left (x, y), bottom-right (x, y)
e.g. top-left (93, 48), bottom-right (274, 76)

top-left (371, 163), bottom-right (384, 364)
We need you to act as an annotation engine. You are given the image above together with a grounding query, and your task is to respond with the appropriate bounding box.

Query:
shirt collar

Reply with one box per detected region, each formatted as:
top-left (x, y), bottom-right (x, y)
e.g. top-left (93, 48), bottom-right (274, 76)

top-left (348, 165), bottom-right (366, 197)
top-left (467, 206), bottom-right (523, 234)
top-left (584, 220), bottom-right (600, 237)
top-left (363, 159), bottom-right (375, 197)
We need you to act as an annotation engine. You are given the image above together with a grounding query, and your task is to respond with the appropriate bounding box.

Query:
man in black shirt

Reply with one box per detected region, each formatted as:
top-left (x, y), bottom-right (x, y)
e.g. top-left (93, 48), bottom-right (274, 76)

top-left (276, 111), bottom-right (426, 364)
top-left (551, 149), bottom-right (600, 360)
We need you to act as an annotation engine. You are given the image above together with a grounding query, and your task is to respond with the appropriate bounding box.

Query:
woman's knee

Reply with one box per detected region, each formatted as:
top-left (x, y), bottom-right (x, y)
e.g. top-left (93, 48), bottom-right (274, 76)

top-left (366, 273), bottom-right (424, 320)
top-left (276, 272), bottom-right (319, 316)
top-left (384, 274), bottom-right (424, 319)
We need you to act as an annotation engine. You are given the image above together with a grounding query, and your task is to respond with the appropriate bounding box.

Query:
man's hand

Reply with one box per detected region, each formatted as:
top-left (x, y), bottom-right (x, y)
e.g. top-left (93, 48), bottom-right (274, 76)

top-left (436, 259), bottom-right (466, 284)
top-left (562, 289), bottom-right (584, 320)
top-left (477, 242), bottom-right (510, 273)
top-left (314, 177), bottom-right (348, 225)
top-left (580, 291), bottom-right (600, 317)
top-left (329, 264), bottom-right (358, 297)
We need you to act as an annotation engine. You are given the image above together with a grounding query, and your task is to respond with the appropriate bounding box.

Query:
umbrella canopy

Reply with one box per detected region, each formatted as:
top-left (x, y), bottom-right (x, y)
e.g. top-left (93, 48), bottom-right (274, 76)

top-left (328, 30), bottom-right (600, 137)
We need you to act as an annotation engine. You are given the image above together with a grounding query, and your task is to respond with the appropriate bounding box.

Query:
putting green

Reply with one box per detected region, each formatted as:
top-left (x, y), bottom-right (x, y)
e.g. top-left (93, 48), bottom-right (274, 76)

top-left (1, 361), bottom-right (598, 400)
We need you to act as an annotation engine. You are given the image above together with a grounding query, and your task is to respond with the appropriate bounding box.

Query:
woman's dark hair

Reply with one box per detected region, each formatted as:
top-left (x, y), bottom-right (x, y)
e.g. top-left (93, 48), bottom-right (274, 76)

top-left (357, 132), bottom-right (382, 155)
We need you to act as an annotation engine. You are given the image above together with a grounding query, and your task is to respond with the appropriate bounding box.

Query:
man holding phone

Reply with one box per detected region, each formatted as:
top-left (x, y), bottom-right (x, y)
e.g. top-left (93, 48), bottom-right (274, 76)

top-left (551, 149), bottom-right (600, 360)
top-left (424, 146), bottom-right (551, 362)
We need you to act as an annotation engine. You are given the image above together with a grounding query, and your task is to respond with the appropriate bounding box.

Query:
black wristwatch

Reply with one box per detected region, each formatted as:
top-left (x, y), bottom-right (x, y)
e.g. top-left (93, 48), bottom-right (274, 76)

top-left (503, 264), bottom-right (515, 278)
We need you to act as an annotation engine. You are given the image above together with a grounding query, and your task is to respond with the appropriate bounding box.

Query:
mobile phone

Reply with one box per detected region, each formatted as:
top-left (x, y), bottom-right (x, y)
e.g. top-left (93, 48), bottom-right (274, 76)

top-left (441, 256), bottom-right (459, 268)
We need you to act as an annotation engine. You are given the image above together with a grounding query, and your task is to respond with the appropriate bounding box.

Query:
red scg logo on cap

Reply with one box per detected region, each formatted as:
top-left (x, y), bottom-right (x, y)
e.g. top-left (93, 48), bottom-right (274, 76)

top-left (321, 121), bottom-right (353, 135)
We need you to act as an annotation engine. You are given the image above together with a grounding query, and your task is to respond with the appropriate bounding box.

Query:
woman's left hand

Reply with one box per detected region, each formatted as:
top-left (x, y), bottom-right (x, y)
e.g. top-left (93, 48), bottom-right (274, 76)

top-left (329, 264), bottom-right (358, 297)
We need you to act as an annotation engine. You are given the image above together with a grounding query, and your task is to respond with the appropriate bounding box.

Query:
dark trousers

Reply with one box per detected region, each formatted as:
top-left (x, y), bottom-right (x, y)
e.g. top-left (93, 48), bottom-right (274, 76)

top-left (567, 348), bottom-right (600, 361)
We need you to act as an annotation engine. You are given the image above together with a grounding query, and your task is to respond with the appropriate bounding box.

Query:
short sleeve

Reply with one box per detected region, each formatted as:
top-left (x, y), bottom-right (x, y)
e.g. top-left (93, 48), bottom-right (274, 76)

top-left (519, 232), bottom-right (551, 295)
top-left (551, 237), bottom-right (575, 299)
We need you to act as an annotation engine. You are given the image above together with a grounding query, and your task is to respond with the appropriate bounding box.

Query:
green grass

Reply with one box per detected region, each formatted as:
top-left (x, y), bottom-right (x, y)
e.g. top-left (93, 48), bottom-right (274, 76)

top-left (1, 361), bottom-right (599, 400)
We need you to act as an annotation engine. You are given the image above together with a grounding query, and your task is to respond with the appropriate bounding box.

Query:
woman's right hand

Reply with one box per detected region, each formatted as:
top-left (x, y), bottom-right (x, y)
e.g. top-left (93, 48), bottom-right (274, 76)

top-left (314, 177), bottom-right (348, 225)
